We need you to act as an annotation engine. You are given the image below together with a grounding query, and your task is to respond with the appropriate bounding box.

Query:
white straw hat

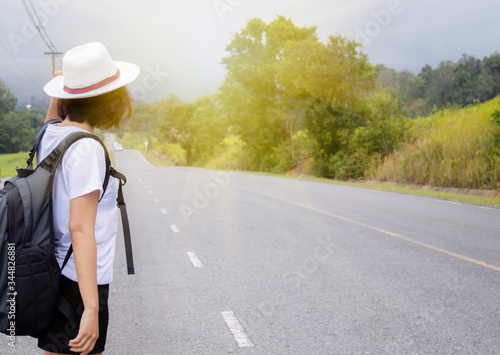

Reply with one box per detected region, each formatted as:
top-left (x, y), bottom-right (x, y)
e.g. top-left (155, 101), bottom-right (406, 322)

top-left (43, 42), bottom-right (140, 99)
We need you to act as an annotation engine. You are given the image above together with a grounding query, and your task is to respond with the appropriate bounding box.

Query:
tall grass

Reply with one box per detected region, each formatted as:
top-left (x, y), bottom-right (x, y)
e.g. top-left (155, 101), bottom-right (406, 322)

top-left (371, 99), bottom-right (500, 189)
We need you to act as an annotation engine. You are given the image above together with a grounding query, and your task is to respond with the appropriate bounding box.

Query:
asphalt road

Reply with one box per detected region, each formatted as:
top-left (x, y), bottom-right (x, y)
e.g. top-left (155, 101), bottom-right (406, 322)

top-left (3, 148), bottom-right (500, 354)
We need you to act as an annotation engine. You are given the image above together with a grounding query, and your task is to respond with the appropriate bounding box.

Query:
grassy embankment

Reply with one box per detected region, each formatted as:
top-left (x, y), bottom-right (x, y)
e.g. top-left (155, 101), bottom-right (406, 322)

top-left (104, 100), bottom-right (500, 207)
top-left (371, 99), bottom-right (500, 190)
top-left (0, 152), bottom-right (29, 178)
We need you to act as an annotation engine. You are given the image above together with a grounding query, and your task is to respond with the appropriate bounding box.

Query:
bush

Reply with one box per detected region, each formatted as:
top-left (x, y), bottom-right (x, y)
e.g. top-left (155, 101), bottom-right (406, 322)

top-left (372, 98), bottom-right (500, 188)
top-left (307, 90), bottom-right (409, 180)
top-left (156, 142), bottom-right (187, 166)
top-left (205, 136), bottom-right (251, 171)
top-left (260, 130), bottom-right (317, 174)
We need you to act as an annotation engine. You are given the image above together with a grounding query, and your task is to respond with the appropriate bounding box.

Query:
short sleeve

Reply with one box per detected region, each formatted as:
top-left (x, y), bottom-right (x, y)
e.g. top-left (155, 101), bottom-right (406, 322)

top-left (62, 138), bottom-right (106, 200)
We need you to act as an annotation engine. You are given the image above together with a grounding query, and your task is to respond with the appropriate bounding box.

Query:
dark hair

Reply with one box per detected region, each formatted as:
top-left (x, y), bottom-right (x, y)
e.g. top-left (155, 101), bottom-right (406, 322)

top-left (57, 86), bottom-right (132, 129)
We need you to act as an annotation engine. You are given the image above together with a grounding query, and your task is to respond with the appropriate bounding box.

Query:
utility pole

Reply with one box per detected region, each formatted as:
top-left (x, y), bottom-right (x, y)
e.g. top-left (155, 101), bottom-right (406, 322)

top-left (44, 51), bottom-right (63, 74)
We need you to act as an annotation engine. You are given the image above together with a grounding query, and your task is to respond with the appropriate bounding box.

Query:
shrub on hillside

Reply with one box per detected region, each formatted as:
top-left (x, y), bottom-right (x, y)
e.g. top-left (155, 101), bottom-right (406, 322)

top-left (372, 98), bottom-right (500, 189)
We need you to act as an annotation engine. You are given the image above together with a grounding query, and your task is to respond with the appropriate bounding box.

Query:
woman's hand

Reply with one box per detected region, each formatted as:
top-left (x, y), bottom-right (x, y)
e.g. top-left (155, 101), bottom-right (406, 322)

top-left (68, 308), bottom-right (99, 355)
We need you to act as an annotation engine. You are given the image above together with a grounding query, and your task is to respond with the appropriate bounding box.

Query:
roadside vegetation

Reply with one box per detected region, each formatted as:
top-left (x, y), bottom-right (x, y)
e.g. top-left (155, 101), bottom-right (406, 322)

top-left (0, 152), bottom-right (28, 178)
top-left (116, 16), bottom-right (500, 192)
top-left (1, 16), bottom-right (500, 205)
top-left (371, 99), bottom-right (500, 189)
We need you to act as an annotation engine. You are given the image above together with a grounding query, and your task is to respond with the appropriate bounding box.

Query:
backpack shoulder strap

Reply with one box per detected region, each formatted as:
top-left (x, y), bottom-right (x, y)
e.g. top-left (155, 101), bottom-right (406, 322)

top-left (47, 134), bottom-right (135, 275)
top-left (110, 167), bottom-right (135, 275)
top-left (39, 132), bottom-right (135, 275)
top-left (27, 119), bottom-right (63, 169)
top-left (38, 132), bottom-right (112, 199)
top-left (45, 132), bottom-right (112, 274)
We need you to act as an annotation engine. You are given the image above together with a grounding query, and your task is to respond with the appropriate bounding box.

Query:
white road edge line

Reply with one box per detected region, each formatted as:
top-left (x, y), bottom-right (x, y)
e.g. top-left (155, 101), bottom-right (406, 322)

top-left (186, 251), bottom-right (203, 268)
top-left (136, 150), bottom-right (155, 167)
top-left (170, 224), bottom-right (180, 233)
top-left (220, 311), bottom-right (254, 348)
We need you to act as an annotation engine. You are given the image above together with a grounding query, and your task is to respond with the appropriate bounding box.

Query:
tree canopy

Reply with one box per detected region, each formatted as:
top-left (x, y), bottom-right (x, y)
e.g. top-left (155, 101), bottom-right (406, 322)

top-left (0, 79), bottom-right (17, 116)
top-left (0, 79), bottom-right (44, 154)
top-left (125, 16), bottom-right (402, 178)
top-left (105, 16), bottom-right (500, 184)
top-left (378, 52), bottom-right (500, 117)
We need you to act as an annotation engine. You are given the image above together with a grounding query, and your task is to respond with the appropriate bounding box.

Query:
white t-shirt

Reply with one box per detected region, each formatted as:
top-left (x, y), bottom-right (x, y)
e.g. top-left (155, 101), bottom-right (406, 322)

top-left (38, 124), bottom-right (118, 285)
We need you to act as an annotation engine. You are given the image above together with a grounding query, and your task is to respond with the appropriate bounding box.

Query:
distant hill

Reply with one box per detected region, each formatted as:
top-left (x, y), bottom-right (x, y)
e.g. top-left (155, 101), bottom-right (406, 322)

top-left (377, 52), bottom-right (500, 118)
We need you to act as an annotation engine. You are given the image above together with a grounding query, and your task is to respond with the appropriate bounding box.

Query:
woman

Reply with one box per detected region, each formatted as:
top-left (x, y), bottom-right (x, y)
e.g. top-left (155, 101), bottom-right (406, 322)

top-left (36, 42), bottom-right (139, 355)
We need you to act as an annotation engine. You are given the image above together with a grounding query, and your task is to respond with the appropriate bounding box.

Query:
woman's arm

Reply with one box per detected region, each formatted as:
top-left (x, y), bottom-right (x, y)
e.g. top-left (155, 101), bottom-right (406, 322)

top-left (45, 70), bottom-right (63, 123)
top-left (67, 190), bottom-right (100, 355)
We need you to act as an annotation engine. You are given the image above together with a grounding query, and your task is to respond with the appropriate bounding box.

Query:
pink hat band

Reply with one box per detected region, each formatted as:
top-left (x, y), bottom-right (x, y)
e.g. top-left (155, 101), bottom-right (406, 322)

top-left (63, 69), bottom-right (121, 95)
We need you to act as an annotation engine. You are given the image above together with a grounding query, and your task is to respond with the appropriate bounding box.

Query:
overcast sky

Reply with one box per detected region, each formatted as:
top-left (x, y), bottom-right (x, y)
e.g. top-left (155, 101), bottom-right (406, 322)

top-left (1, 0), bottom-right (499, 104)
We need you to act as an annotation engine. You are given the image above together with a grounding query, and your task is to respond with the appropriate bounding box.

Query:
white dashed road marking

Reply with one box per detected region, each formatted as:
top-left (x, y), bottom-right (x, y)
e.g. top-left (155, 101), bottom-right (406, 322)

top-left (170, 224), bottom-right (180, 233)
top-left (161, 208), bottom-right (168, 215)
top-left (220, 311), bottom-right (254, 348)
top-left (186, 252), bottom-right (203, 268)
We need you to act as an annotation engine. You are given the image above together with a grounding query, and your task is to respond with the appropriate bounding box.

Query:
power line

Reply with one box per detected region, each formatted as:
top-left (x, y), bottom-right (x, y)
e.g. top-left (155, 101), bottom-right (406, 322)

top-left (0, 0), bottom-right (63, 94)
top-left (27, 0), bottom-right (58, 52)
top-left (20, 0), bottom-right (63, 72)
top-left (20, 0), bottom-right (38, 31)
top-left (20, 0), bottom-right (51, 51)
top-left (21, 0), bottom-right (55, 51)
top-left (0, 40), bottom-right (43, 92)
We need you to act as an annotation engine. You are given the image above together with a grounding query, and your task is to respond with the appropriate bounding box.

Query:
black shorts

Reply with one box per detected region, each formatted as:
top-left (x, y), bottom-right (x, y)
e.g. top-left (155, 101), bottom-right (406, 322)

top-left (38, 275), bottom-right (110, 354)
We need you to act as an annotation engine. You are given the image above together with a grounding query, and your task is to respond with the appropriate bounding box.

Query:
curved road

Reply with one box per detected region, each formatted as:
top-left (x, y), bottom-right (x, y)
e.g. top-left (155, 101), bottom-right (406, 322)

top-left (5, 148), bottom-right (500, 354)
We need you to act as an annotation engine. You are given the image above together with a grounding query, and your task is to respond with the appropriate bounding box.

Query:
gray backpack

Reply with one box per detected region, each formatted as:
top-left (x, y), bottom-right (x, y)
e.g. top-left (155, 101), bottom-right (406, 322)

top-left (0, 121), bottom-right (134, 337)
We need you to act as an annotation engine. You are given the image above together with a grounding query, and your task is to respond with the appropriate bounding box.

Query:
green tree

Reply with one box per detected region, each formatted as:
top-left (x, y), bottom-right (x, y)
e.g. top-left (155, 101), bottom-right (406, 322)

top-left (0, 111), bottom-right (36, 153)
top-left (127, 102), bottom-right (162, 147)
top-left (452, 54), bottom-right (482, 105)
top-left (189, 94), bottom-right (228, 166)
top-left (220, 16), bottom-right (378, 173)
top-left (155, 95), bottom-right (196, 164)
top-left (0, 80), bottom-right (44, 154)
top-left (220, 16), bottom-right (320, 170)
top-left (479, 52), bottom-right (500, 101)
top-left (379, 52), bottom-right (500, 116)
top-left (377, 66), bottom-right (422, 116)
top-left (0, 79), bottom-right (17, 116)
top-left (425, 60), bottom-right (458, 108)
